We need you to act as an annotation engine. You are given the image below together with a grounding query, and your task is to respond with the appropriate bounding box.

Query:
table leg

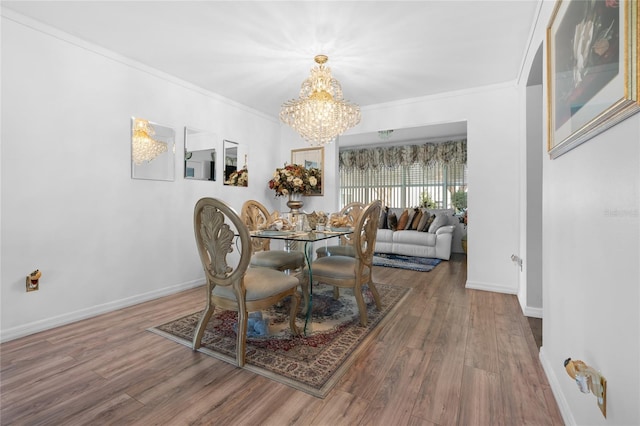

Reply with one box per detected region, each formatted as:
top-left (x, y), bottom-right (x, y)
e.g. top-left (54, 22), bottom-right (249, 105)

top-left (303, 240), bottom-right (313, 335)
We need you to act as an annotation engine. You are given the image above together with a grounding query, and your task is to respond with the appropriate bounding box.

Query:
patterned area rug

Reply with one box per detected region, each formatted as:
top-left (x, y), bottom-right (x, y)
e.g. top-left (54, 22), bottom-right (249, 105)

top-left (373, 253), bottom-right (442, 272)
top-left (149, 282), bottom-right (410, 398)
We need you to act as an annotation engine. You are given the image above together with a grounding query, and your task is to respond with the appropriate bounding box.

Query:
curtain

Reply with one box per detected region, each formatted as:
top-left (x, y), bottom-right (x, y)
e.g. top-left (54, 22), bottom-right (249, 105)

top-left (339, 139), bottom-right (466, 171)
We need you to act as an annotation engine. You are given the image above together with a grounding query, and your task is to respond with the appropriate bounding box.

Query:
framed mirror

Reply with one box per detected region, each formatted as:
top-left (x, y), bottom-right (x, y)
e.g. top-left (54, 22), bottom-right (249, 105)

top-left (223, 140), bottom-right (248, 186)
top-left (131, 117), bottom-right (175, 181)
top-left (184, 127), bottom-right (217, 181)
top-left (291, 146), bottom-right (323, 195)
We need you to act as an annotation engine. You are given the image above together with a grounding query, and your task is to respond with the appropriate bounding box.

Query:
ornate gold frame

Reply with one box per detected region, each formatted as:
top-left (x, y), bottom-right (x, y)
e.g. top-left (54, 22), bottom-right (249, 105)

top-left (547, 0), bottom-right (639, 159)
top-left (291, 147), bottom-right (324, 196)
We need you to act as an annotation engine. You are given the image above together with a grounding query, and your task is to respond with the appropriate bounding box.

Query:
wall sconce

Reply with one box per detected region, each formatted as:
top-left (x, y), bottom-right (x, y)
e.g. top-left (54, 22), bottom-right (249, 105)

top-left (564, 358), bottom-right (607, 418)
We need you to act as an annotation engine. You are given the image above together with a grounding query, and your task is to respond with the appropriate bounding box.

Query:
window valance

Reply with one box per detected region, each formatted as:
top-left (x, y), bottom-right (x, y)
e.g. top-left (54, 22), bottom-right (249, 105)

top-left (339, 139), bottom-right (466, 171)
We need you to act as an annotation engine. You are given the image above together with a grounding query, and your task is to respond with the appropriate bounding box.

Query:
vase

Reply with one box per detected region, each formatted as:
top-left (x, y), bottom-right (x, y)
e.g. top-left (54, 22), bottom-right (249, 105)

top-left (287, 192), bottom-right (304, 214)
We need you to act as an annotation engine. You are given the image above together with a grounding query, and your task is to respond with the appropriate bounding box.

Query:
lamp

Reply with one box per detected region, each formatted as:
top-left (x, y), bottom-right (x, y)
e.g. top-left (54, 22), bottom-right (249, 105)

top-left (132, 118), bottom-right (168, 165)
top-left (280, 55), bottom-right (361, 146)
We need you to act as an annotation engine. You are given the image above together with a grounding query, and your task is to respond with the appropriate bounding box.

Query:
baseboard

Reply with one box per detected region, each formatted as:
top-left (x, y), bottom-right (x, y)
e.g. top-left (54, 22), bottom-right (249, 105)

top-left (465, 280), bottom-right (518, 294)
top-left (524, 306), bottom-right (543, 318)
top-left (0, 279), bottom-right (204, 343)
top-left (539, 346), bottom-right (575, 425)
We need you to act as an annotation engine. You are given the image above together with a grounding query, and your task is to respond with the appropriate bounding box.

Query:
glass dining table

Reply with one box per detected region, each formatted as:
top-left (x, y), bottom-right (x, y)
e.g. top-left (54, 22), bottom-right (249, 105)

top-left (249, 228), bottom-right (353, 334)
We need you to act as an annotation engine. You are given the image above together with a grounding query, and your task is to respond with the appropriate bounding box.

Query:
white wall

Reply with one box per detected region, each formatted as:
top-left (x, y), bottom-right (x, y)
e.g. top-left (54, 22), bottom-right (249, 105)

top-left (0, 14), bottom-right (284, 341)
top-left (1, 13), bottom-right (526, 330)
top-left (520, 3), bottom-right (640, 424)
top-left (312, 85), bottom-right (522, 295)
top-left (522, 83), bottom-right (544, 316)
top-left (542, 118), bottom-right (640, 425)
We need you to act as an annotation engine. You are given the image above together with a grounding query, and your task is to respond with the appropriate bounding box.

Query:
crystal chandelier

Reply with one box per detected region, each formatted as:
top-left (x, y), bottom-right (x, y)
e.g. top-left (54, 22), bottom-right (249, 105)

top-left (132, 118), bottom-right (168, 165)
top-left (280, 55), bottom-right (361, 146)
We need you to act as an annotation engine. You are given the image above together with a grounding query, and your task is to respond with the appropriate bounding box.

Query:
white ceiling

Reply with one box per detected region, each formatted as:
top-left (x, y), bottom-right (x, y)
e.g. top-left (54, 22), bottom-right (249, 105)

top-left (2, 1), bottom-right (540, 142)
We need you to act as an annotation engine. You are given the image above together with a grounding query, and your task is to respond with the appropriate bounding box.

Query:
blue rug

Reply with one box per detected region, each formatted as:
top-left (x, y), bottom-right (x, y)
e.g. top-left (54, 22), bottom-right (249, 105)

top-left (372, 253), bottom-right (442, 272)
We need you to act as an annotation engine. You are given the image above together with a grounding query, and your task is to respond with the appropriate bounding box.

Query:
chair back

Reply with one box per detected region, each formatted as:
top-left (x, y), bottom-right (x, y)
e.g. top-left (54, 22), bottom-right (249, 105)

top-left (353, 200), bottom-right (383, 267)
top-left (338, 202), bottom-right (365, 246)
top-left (194, 198), bottom-right (251, 292)
top-left (341, 202), bottom-right (365, 225)
top-left (241, 200), bottom-right (272, 253)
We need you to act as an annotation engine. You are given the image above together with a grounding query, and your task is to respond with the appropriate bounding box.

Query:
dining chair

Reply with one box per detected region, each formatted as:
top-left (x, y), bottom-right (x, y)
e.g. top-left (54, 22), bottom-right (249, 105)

top-left (241, 200), bottom-right (306, 271)
top-left (307, 200), bottom-right (383, 326)
top-left (315, 202), bottom-right (365, 258)
top-left (240, 200), bottom-right (309, 312)
top-left (192, 197), bottom-right (301, 367)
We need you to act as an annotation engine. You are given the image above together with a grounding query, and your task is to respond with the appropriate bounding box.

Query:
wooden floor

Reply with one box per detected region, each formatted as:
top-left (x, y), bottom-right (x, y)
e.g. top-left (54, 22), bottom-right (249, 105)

top-left (1, 255), bottom-right (563, 425)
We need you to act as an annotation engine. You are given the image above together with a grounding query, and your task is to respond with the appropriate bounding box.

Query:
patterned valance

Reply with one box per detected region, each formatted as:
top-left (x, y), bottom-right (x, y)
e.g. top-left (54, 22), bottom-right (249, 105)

top-left (339, 139), bottom-right (466, 171)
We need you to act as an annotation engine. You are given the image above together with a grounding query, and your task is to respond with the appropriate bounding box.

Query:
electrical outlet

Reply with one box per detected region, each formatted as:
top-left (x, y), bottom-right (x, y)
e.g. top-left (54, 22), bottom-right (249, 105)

top-left (510, 254), bottom-right (523, 271)
top-left (598, 375), bottom-right (607, 418)
top-left (26, 269), bottom-right (41, 292)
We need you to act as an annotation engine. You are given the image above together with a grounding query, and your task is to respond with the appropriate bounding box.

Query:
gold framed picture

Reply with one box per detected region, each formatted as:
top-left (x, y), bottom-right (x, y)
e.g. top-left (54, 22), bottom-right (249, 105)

top-left (291, 147), bottom-right (324, 196)
top-left (547, 0), bottom-right (639, 159)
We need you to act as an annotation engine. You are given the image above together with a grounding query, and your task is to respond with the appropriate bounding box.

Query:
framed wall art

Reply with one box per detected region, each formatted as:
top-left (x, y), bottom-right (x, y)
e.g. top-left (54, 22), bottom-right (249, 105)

top-left (547, 0), bottom-right (639, 159)
top-left (291, 146), bottom-right (324, 195)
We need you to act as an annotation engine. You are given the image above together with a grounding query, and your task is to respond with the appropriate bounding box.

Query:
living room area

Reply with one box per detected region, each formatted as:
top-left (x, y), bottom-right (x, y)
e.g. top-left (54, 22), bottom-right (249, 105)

top-left (2, 2), bottom-right (639, 425)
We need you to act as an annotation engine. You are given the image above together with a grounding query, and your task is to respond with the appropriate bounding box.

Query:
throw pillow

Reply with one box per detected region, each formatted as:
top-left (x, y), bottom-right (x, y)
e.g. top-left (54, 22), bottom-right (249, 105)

top-left (388, 212), bottom-right (398, 231)
top-left (411, 209), bottom-right (423, 230)
top-left (422, 214), bottom-right (436, 232)
top-left (378, 207), bottom-right (388, 229)
top-left (428, 213), bottom-right (448, 233)
top-left (396, 209), bottom-right (409, 230)
top-left (404, 209), bottom-right (416, 230)
top-left (416, 211), bottom-right (430, 231)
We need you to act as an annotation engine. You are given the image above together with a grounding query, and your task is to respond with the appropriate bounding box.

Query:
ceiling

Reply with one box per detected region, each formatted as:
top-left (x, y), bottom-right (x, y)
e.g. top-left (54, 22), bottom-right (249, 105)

top-left (2, 1), bottom-right (540, 142)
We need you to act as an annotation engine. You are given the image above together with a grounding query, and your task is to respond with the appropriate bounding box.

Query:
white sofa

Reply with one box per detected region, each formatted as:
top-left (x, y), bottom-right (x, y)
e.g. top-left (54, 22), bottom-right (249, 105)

top-left (375, 208), bottom-right (457, 260)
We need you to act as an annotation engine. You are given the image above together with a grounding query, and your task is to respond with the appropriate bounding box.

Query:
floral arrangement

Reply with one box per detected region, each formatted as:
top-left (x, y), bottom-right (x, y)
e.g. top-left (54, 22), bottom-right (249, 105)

top-left (225, 167), bottom-right (248, 187)
top-left (268, 163), bottom-right (321, 196)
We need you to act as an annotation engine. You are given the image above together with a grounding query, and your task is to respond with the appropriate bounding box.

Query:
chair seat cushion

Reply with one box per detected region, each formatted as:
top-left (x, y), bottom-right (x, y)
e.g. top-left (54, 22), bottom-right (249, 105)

top-left (316, 245), bottom-right (356, 258)
top-left (310, 255), bottom-right (370, 280)
top-left (212, 267), bottom-right (299, 301)
top-left (250, 250), bottom-right (305, 270)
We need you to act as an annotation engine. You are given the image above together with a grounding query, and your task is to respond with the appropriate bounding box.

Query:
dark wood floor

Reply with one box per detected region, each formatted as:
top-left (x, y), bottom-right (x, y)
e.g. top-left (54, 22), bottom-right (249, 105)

top-left (1, 254), bottom-right (563, 425)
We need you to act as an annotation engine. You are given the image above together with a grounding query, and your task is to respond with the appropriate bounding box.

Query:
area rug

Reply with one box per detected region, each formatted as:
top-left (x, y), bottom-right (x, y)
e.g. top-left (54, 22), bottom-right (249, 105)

top-left (373, 253), bottom-right (442, 272)
top-left (149, 282), bottom-right (410, 398)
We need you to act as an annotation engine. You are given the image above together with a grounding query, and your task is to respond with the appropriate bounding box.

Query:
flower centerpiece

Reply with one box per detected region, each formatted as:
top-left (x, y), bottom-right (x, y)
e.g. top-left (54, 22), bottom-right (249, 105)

top-left (268, 164), bottom-right (321, 196)
top-left (225, 167), bottom-right (248, 187)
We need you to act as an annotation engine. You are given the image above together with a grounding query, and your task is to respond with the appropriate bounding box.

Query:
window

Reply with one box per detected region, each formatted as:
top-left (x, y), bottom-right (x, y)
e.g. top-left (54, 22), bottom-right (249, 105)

top-left (340, 163), bottom-right (467, 209)
top-left (338, 140), bottom-right (467, 210)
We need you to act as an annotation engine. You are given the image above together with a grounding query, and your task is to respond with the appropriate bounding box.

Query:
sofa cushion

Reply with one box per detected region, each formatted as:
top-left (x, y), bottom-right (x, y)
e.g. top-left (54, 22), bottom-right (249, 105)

top-left (378, 207), bottom-right (388, 229)
top-left (417, 211), bottom-right (431, 231)
top-left (422, 214), bottom-right (436, 231)
top-left (388, 212), bottom-right (398, 230)
top-left (376, 228), bottom-right (395, 242)
top-left (411, 210), bottom-right (423, 230)
top-left (428, 213), bottom-right (449, 233)
top-left (392, 230), bottom-right (437, 246)
top-left (428, 209), bottom-right (457, 226)
top-left (397, 209), bottom-right (410, 230)
top-left (404, 209), bottom-right (416, 230)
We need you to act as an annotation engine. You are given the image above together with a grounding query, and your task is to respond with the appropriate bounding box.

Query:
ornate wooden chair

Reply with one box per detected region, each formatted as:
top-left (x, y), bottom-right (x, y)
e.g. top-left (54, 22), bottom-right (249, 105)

top-left (241, 200), bottom-right (310, 312)
top-left (192, 197), bottom-right (300, 367)
top-left (316, 202), bottom-right (365, 258)
top-left (307, 200), bottom-right (382, 326)
top-left (241, 200), bottom-right (306, 271)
